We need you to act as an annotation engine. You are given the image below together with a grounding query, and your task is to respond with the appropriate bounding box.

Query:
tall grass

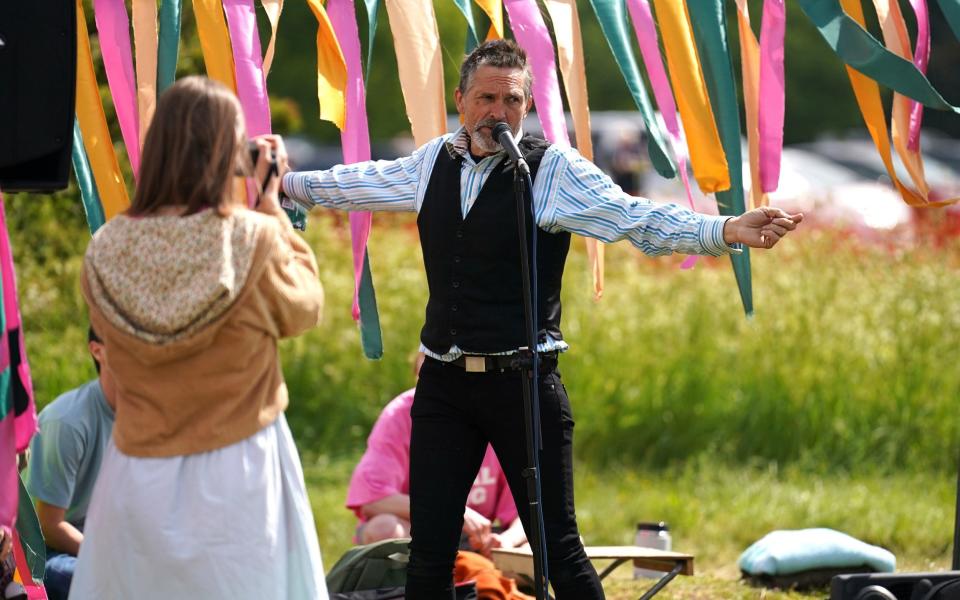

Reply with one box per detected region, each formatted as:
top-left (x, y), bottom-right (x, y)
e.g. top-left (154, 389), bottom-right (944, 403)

top-left (9, 194), bottom-right (960, 473)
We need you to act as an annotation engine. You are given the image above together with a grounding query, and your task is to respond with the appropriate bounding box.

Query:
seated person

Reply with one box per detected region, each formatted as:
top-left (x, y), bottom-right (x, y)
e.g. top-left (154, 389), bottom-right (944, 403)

top-left (348, 360), bottom-right (527, 557)
top-left (24, 328), bottom-right (113, 600)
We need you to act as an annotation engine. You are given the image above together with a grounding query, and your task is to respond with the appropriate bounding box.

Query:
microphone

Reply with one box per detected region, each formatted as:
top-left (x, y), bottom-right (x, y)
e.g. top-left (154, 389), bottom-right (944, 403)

top-left (492, 122), bottom-right (530, 175)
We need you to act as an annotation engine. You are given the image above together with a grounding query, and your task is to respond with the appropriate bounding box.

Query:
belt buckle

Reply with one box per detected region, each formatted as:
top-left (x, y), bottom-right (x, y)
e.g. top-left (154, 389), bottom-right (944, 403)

top-left (464, 356), bottom-right (486, 373)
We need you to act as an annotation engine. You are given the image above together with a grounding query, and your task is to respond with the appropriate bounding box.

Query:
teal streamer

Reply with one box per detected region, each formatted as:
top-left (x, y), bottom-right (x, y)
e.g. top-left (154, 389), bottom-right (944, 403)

top-left (797, 0), bottom-right (959, 112)
top-left (686, 0), bottom-right (752, 315)
top-left (937, 0), bottom-right (960, 40)
top-left (586, 0), bottom-right (676, 178)
top-left (452, 0), bottom-right (480, 53)
top-left (17, 474), bottom-right (46, 581)
top-left (363, 0), bottom-right (380, 82)
top-left (157, 0), bottom-right (182, 94)
top-left (357, 253), bottom-right (383, 359)
top-left (71, 120), bottom-right (107, 235)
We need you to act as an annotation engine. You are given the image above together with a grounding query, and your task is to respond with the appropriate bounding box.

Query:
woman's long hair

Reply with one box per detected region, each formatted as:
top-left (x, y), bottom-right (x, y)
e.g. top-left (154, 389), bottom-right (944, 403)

top-left (129, 76), bottom-right (250, 217)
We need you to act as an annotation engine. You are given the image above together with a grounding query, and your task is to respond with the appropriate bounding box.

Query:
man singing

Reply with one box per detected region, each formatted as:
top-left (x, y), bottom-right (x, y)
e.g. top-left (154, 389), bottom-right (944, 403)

top-left (282, 39), bottom-right (802, 599)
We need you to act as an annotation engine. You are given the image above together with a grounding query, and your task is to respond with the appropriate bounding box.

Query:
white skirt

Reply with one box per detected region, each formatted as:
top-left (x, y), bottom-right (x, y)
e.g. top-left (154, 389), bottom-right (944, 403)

top-left (69, 414), bottom-right (328, 600)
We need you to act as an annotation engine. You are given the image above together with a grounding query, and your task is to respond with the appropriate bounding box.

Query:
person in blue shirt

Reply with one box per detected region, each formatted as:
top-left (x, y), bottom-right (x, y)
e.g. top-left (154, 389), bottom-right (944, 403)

top-left (25, 328), bottom-right (114, 600)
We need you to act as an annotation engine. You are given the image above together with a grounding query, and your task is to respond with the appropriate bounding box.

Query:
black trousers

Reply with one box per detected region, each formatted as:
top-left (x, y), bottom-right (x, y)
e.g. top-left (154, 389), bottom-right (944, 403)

top-left (405, 356), bottom-right (605, 599)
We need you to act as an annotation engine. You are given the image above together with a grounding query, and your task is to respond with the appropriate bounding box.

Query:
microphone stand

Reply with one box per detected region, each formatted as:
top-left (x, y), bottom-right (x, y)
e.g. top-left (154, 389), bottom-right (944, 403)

top-left (510, 159), bottom-right (550, 600)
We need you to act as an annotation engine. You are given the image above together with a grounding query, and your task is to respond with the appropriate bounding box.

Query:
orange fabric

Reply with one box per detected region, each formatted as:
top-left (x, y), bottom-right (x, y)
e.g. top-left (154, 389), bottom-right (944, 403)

top-left (474, 0), bottom-right (504, 40)
top-left (455, 551), bottom-right (534, 600)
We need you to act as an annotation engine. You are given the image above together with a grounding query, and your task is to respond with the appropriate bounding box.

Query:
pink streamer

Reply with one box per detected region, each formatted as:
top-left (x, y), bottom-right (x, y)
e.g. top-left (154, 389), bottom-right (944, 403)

top-left (907, 0), bottom-right (930, 150)
top-left (93, 0), bottom-right (141, 176)
top-left (758, 0), bottom-right (786, 193)
top-left (224, 0), bottom-right (272, 137)
top-left (502, 0), bottom-right (570, 145)
top-left (0, 192), bottom-right (37, 530)
top-left (625, 0), bottom-right (699, 269)
top-left (328, 0), bottom-right (373, 321)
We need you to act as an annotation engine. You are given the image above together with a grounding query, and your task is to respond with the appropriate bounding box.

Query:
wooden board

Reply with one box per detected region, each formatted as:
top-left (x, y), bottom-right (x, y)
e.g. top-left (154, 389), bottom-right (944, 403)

top-left (491, 545), bottom-right (695, 579)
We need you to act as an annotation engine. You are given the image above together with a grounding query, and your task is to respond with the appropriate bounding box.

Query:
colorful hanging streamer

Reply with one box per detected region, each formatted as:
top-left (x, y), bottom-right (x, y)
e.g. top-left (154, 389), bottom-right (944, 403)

top-left (192, 0), bottom-right (239, 92)
top-left (384, 0), bottom-right (447, 146)
top-left (71, 121), bottom-right (107, 235)
top-left (133, 0), bottom-right (159, 146)
top-left (502, 0), bottom-right (570, 145)
top-left (93, 0), bottom-right (142, 175)
top-left (686, 0), bottom-right (752, 315)
top-left (733, 0), bottom-right (765, 209)
top-left (76, 0), bottom-right (130, 220)
top-left (475, 0), bottom-right (505, 40)
top-left (307, 0), bottom-right (348, 130)
top-left (362, 0), bottom-right (380, 80)
top-left (906, 0), bottom-right (930, 150)
top-left (157, 0), bottom-right (182, 94)
top-left (798, 0), bottom-right (960, 206)
top-left (260, 0), bottom-right (284, 76)
top-left (757, 0), bottom-right (785, 193)
top-left (329, 0), bottom-right (384, 359)
top-left (224, 0), bottom-right (272, 137)
top-left (588, 0), bottom-right (675, 178)
top-left (452, 0), bottom-right (481, 50)
top-left (0, 192), bottom-right (38, 531)
top-left (651, 0), bottom-right (729, 193)
top-left (542, 0), bottom-right (605, 298)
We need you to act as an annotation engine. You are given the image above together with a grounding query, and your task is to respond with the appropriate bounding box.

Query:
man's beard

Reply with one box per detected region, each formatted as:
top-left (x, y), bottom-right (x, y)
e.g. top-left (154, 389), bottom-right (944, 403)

top-left (470, 119), bottom-right (503, 154)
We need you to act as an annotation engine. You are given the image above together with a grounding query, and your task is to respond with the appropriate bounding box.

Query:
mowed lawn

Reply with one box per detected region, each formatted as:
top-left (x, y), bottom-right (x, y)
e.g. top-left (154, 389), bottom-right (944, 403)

top-left (304, 457), bottom-right (956, 599)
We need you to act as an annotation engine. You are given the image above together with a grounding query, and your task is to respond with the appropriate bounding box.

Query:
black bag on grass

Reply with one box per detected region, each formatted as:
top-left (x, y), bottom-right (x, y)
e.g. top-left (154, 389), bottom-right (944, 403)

top-left (326, 538), bottom-right (411, 593)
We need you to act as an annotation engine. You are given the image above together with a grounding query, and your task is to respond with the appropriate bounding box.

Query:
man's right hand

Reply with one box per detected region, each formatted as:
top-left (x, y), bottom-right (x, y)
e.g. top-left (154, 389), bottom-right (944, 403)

top-left (0, 525), bottom-right (11, 562)
top-left (462, 507), bottom-right (492, 552)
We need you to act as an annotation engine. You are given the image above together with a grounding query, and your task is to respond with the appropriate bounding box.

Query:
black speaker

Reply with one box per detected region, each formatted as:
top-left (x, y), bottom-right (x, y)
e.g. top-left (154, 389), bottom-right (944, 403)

top-left (0, 0), bottom-right (77, 192)
top-left (832, 571), bottom-right (960, 600)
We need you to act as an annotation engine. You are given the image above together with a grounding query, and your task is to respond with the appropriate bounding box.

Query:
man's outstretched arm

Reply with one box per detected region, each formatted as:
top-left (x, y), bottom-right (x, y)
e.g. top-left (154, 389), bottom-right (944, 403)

top-left (534, 145), bottom-right (801, 255)
top-left (281, 137), bottom-right (448, 213)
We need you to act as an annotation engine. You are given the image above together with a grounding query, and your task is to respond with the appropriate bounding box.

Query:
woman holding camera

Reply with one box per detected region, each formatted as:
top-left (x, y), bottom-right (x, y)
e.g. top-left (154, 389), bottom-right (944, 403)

top-left (69, 76), bottom-right (328, 599)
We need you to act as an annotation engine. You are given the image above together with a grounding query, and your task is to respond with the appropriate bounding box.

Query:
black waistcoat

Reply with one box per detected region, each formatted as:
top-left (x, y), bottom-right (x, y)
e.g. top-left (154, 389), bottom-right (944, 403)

top-left (417, 135), bottom-right (571, 354)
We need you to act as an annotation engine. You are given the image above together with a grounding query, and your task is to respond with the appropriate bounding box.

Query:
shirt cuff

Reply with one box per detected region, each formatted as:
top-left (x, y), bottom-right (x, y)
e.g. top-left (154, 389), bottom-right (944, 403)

top-left (282, 171), bottom-right (312, 204)
top-left (698, 215), bottom-right (743, 256)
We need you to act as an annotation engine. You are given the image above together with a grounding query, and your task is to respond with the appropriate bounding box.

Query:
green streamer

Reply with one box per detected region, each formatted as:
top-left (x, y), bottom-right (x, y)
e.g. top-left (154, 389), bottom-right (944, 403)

top-left (157, 0), bottom-right (182, 94)
top-left (451, 0), bottom-right (481, 53)
top-left (17, 474), bottom-right (46, 581)
top-left (686, 0), bottom-right (752, 315)
top-left (937, 0), bottom-right (960, 40)
top-left (798, 0), bottom-right (959, 112)
top-left (71, 120), bottom-right (107, 235)
top-left (358, 253), bottom-right (383, 359)
top-left (363, 0), bottom-right (380, 82)
top-left (586, 0), bottom-right (676, 178)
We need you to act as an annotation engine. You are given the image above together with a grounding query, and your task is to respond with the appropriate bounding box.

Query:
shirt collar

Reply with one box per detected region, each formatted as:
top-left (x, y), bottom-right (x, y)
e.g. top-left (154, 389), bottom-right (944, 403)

top-left (445, 126), bottom-right (524, 162)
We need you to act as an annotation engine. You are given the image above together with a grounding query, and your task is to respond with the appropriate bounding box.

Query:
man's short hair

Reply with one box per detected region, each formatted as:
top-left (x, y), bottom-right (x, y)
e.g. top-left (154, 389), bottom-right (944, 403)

top-left (458, 39), bottom-right (533, 100)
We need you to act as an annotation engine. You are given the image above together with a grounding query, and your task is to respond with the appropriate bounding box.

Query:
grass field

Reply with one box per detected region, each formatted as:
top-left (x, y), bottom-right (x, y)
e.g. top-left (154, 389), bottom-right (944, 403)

top-left (304, 456), bottom-right (956, 599)
top-left (8, 194), bottom-right (960, 597)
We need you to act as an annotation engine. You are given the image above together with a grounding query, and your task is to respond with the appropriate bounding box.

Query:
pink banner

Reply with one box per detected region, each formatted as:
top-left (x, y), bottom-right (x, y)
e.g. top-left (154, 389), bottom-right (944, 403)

top-left (0, 196), bottom-right (36, 454)
top-left (224, 0), bottom-right (272, 137)
top-left (93, 0), bottom-right (141, 175)
top-left (758, 0), bottom-right (786, 192)
top-left (328, 0), bottom-right (373, 321)
top-left (907, 0), bottom-right (930, 150)
top-left (502, 0), bottom-right (570, 145)
top-left (625, 0), bottom-right (699, 269)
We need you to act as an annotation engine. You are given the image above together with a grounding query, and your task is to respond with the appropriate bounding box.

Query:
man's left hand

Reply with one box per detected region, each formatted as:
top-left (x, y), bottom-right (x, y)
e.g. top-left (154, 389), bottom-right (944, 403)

top-left (723, 207), bottom-right (803, 249)
top-left (0, 525), bottom-right (11, 562)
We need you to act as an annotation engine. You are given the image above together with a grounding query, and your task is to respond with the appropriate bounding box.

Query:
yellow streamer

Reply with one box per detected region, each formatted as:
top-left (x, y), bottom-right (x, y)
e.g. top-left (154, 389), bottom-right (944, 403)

top-left (260, 0), bottom-right (284, 76)
top-left (474, 0), bottom-right (504, 41)
top-left (384, 0), bottom-right (446, 146)
top-left (839, 0), bottom-right (954, 206)
top-left (652, 0), bottom-right (729, 193)
top-left (542, 0), bottom-right (604, 300)
top-left (76, 0), bottom-right (130, 219)
top-left (192, 0), bottom-right (238, 93)
top-left (306, 0), bottom-right (347, 130)
top-left (733, 0), bottom-right (765, 208)
top-left (133, 0), bottom-right (159, 146)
